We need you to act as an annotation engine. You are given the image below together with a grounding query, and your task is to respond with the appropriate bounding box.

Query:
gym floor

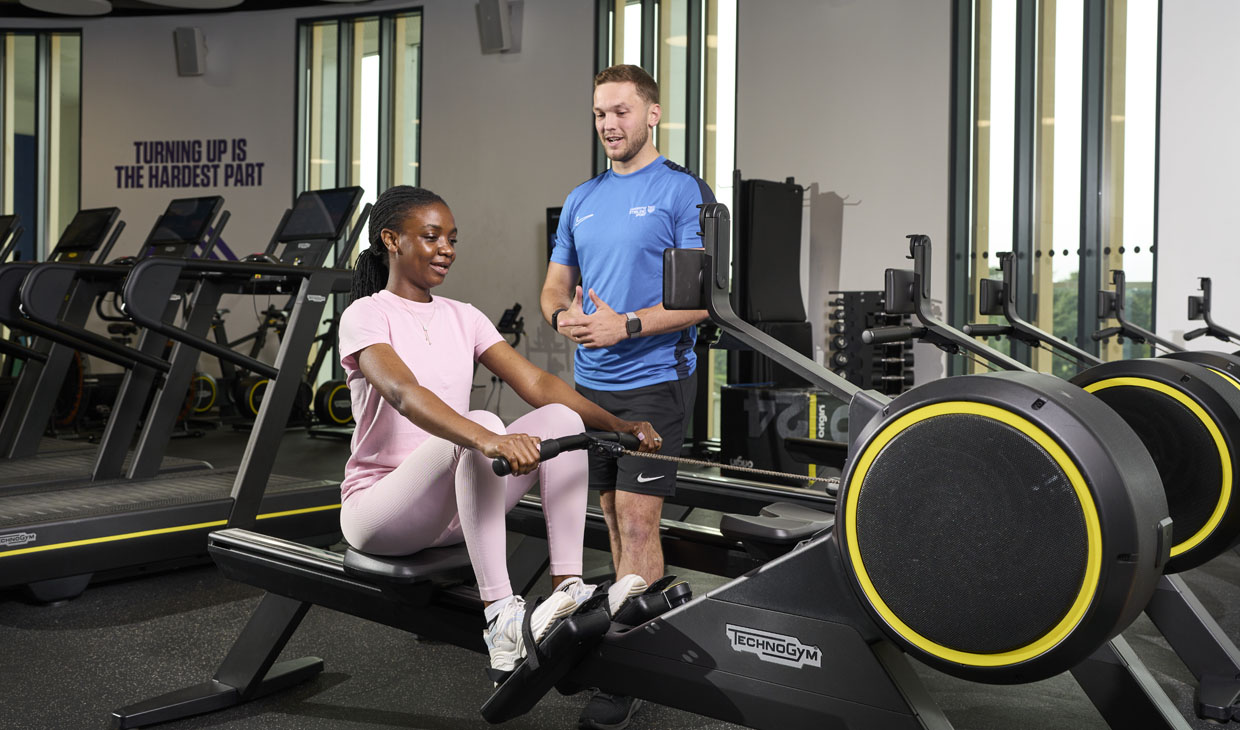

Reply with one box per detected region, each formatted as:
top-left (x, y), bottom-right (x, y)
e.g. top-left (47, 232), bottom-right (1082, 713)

top-left (2, 425), bottom-right (1238, 730)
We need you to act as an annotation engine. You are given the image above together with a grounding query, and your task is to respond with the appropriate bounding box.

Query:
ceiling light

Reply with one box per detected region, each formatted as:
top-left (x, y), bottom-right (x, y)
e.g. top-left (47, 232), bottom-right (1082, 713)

top-left (20, 0), bottom-right (111, 15)
top-left (140, 0), bottom-right (244, 9)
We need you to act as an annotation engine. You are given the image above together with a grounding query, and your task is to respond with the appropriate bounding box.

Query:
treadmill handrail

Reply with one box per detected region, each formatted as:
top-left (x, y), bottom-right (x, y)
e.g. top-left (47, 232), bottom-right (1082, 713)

top-left (340, 202), bottom-right (372, 262)
top-left (95, 220), bottom-right (126, 264)
top-left (122, 257), bottom-right (349, 380)
top-left (19, 263), bottom-right (172, 372)
top-left (0, 222), bottom-right (23, 263)
top-left (0, 336), bottom-right (44, 363)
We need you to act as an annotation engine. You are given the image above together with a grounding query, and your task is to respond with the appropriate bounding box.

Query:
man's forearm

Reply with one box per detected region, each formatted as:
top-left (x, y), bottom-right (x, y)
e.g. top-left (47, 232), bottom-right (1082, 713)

top-left (540, 288), bottom-right (573, 325)
top-left (631, 304), bottom-right (709, 337)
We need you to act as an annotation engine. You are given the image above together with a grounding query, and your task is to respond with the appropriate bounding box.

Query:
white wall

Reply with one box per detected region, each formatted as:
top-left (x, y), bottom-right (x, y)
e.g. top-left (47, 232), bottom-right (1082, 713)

top-left (1157, 0), bottom-right (1240, 346)
top-left (6, 0), bottom-right (593, 418)
top-left (735, 0), bottom-right (952, 386)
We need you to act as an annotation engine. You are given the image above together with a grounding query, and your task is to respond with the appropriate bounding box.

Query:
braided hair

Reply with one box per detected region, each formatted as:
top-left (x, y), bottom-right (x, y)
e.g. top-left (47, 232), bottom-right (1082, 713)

top-left (351, 185), bottom-right (448, 301)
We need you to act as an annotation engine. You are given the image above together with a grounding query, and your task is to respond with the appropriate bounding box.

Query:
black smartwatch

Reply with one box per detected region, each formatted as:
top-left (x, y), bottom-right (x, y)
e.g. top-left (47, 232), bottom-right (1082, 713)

top-left (551, 307), bottom-right (568, 331)
top-left (624, 312), bottom-right (642, 337)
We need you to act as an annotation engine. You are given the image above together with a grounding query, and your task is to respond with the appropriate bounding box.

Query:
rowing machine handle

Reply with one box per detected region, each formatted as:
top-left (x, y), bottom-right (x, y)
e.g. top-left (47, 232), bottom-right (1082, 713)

top-left (862, 325), bottom-right (926, 345)
top-left (492, 432), bottom-right (641, 476)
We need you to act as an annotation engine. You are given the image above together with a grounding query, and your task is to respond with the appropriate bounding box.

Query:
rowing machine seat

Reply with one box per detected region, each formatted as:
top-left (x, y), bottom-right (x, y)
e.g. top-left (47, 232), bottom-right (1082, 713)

top-left (342, 544), bottom-right (474, 585)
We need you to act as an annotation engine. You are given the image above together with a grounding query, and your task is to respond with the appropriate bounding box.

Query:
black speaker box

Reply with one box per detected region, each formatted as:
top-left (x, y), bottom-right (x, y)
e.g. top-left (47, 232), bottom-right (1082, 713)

top-left (735, 178), bottom-right (805, 322)
top-left (720, 385), bottom-right (842, 488)
top-left (730, 321), bottom-right (813, 387)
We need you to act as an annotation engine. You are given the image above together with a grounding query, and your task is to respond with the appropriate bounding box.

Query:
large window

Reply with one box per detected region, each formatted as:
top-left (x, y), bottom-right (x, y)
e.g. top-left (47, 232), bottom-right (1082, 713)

top-left (0, 31), bottom-right (81, 263)
top-left (596, 0), bottom-right (736, 440)
top-left (298, 11), bottom-right (421, 383)
top-left (298, 10), bottom-right (422, 247)
top-left (950, 0), bottom-right (1159, 375)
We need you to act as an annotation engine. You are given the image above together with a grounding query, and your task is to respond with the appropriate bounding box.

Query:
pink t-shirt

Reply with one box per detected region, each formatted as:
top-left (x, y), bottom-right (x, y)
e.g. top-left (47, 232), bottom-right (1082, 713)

top-left (338, 289), bottom-right (504, 499)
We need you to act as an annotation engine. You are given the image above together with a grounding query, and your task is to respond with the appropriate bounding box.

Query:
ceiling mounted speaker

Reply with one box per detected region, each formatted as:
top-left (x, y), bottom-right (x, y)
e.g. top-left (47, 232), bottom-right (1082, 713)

top-left (476, 0), bottom-right (513, 54)
top-left (141, 0), bottom-right (244, 8)
top-left (20, 0), bottom-right (111, 15)
top-left (174, 27), bottom-right (206, 77)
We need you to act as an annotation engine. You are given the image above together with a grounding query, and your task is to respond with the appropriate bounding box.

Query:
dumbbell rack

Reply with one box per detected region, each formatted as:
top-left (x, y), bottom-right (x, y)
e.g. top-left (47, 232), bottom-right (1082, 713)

top-left (827, 290), bottom-right (913, 395)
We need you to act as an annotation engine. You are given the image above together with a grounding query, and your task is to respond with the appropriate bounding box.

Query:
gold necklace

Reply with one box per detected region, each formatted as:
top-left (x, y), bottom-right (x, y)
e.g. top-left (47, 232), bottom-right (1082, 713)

top-left (408, 300), bottom-right (436, 345)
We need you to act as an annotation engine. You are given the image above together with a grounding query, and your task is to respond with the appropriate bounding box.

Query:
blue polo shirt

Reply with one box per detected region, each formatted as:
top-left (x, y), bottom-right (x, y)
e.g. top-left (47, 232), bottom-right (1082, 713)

top-left (552, 156), bottom-right (715, 390)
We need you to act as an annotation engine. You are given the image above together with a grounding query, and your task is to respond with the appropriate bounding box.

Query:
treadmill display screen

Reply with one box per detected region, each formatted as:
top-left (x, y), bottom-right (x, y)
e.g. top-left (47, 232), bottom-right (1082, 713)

top-left (56, 208), bottom-right (119, 252)
top-left (277, 187), bottom-right (362, 243)
top-left (149, 197), bottom-right (221, 246)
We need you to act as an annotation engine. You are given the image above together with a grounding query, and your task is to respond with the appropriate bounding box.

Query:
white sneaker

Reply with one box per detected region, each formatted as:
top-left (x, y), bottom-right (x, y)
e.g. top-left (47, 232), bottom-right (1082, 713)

top-left (483, 593), bottom-right (578, 677)
top-left (553, 576), bottom-right (598, 609)
top-left (553, 575), bottom-right (648, 617)
top-left (606, 574), bottom-right (648, 617)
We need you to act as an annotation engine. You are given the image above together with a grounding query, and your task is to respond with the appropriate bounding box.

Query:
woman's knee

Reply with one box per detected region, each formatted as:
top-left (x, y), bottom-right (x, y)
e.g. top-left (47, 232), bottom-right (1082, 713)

top-left (529, 403), bottom-right (584, 436)
top-left (465, 409), bottom-right (505, 434)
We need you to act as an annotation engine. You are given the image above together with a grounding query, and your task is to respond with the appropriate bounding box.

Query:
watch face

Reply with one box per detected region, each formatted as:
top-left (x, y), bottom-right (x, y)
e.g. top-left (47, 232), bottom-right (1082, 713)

top-left (626, 317), bottom-right (641, 334)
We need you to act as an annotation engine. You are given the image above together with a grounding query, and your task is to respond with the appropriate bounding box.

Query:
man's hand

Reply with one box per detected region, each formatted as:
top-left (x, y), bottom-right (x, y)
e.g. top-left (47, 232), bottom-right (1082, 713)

top-left (557, 287), bottom-right (630, 348)
top-left (622, 420), bottom-right (663, 453)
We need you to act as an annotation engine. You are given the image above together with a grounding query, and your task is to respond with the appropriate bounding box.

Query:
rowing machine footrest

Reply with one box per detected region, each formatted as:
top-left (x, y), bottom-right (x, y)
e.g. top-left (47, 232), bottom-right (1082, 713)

top-left (760, 501), bottom-right (836, 523)
top-left (342, 545), bottom-right (474, 585)
top-left (719, 502), bottom-right (834, 561)
top-left (479, 601), bottom-right (612, 724)
top-left (612, 577), bottom-right (693, 626)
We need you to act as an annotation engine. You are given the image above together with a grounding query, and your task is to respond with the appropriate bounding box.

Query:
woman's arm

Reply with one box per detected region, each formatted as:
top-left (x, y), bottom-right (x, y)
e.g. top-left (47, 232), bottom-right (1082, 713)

top-left (355, 342), bottom-right (542, 474)
top-left (476, 341), bottom-right (662, 452)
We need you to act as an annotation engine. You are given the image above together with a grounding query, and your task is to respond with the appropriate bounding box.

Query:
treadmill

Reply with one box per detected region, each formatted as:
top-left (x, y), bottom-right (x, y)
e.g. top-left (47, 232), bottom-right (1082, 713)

top-left (0, 214), bottom-right (22, 263)
top-left (0, 201), bottom-right (223, 488)
top-left (0, 207), bottom-right (126, 459)
top-left (0, 189), bottom-right (364, 602)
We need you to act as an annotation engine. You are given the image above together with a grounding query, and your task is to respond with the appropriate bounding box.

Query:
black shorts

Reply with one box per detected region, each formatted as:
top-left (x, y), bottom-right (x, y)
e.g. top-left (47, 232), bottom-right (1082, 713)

top-left (576, 372), bottom-right (696, 497)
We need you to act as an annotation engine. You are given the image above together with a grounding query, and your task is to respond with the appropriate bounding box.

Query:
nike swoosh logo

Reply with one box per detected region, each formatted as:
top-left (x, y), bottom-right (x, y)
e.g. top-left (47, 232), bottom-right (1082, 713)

top-left (635, 473), bottom-right (664, 483)
top-left (573, 214), bottom-right (594, 228)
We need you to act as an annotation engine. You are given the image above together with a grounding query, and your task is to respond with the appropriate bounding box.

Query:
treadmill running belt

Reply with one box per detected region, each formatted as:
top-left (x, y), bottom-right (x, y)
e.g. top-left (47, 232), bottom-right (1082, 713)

top-left (0, 471), bottom-right (337, 527)
top-left (33, 437), bottom-right (94, 454)
top-left (0, 452), bottom-right (205, 479)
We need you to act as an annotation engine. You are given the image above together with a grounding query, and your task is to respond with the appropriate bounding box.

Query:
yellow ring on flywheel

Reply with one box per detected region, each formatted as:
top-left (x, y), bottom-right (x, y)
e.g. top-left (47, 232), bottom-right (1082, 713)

top-left (248, 379), bottom-right (268, 417)
top-left (327, 383), bottom-right (352, 424)
top-left (192, 374), bottom-right (217, 413)
top-left (846, 400), bottom-right (1102, 667)
top-left (1204, 365), bottom-right (1240, 392)
top-left (1085, 376), bottom-right (1231, 557)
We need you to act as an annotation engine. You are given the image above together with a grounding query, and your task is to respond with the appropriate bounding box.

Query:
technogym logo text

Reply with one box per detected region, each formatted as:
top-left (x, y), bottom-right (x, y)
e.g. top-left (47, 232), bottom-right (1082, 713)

top-left (726, 624), bottom-right (822, 669)
top-left (0, 532), bottom-right (36, 548)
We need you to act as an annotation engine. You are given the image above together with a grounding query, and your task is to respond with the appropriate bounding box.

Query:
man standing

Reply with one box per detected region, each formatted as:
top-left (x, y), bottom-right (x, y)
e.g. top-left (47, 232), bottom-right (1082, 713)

top-left (541, 64), bottom-right (713, 730)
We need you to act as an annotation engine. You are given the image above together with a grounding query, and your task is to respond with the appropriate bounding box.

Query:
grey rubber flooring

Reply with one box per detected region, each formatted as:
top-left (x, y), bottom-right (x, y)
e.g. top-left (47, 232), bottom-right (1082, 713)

top-left (2, 425), bottom-right (1239, 729)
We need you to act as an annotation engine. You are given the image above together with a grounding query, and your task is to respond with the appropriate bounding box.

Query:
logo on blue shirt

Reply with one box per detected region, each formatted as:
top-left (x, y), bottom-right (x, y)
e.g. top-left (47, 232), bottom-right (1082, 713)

top-left (574, 213), bottom-right (594, 228)
top-left (629, 205), bottom-right (657, 218)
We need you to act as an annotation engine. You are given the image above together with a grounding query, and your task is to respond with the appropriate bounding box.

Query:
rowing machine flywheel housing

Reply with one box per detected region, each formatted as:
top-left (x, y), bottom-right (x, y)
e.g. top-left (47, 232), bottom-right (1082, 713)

top-left (1072, 357), bottom-right (1240, 572)
top-left (836, 371), bottom-right (1168, 684)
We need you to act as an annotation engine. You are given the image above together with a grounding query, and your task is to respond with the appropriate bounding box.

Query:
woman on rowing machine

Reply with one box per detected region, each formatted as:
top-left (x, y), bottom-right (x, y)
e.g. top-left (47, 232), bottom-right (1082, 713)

top-left (339, 185), bottom-right (660, 680)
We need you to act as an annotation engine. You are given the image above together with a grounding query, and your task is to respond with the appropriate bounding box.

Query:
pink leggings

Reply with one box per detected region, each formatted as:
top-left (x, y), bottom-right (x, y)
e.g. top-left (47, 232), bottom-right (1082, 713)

top-left (340, 404), bottom-right (588, 601)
